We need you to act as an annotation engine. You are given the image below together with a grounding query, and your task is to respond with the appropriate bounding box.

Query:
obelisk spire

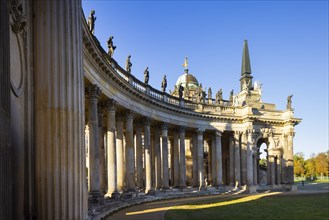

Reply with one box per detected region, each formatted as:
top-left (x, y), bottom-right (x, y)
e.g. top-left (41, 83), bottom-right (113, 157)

top-left (240, 40), bottom-right (253, 91)
top-left (241, 40), bottom-right (251, 75)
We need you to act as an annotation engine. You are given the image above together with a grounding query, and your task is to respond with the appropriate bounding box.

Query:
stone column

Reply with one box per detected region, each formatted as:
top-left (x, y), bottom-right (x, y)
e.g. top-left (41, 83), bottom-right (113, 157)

top-left (229, 136), bottom-right (235, 186)
top-left (234, 131), bottom-right (241, 187)
top-left (192, 135), bottom-right (198, 187)
top-left (287, 132), bottom-right (294, 184)
top-left (116, 114), bottom-right (124, 190)
top-left (154, 128), bottom-right (162, 189)
top-left (34, 1), bottom-right (87, 218)
top-left (144, 118), bottom-right (154, 193)
top-left (170, 138), bottom-right (174, 186)
top-left (207, 140), bottom-right (213, 185)
top-left (276, 153), bottom-right (282, 184)
top-left (211, 137), bottom-right (216, 186)
top-left (105, 99), bottom-right (119, 198)
top-left (0, 1), bottom-right (12, 218)
top-left (247, 129), bottom-right (254, 185)
top-left (135, 124), bottom-right (143, 190)
top-left (241, 132), bottom-right (247, 185)
top-left (179, 126), bottom-right (186, 188)
top-left (162, 123), bottom-right (169, 189)
top-left (87, 85), bottom-right (102, 199)
top-left (215, 131), bottom-right (223, 187)
top-left (269, 154), bottom-right (276, 185)
top-left (98, 104), bottom-right (106, 194)
top-left (151, 134), bottom-right (156, 188)
top-left (253, 149), bottom-right (258, 185)
top-left (173, 130), bottom-right (180, 187)
top-left (125, 110), bottom-right (135, 191)
top-left (197, 128), bottom-right (205, 188)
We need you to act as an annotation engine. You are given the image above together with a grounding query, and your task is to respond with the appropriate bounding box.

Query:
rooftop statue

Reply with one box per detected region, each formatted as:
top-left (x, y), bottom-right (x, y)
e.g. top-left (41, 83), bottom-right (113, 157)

top-left (178, 85), bottom-right (184, 99)
top-left (144, 67), bottom-right (149, 84)
top-left (107, 36), bottom-right (116, 58)
top-left (88, 10), bottom-right (96, 34)
top-left (230, 89), bottom-right (234, 102)
top-left (182, 57), bottom-right (188, 69)
top-left (287, 94), bottom-right (293, 109)
top-left (161, 75), bottom-right (167, 92)
top-left (208, 87), bottom-right (212, 102)
top-left (125, 55), bottom-right (132, 74)
top-left (216, 89), bottom-right (223, 104)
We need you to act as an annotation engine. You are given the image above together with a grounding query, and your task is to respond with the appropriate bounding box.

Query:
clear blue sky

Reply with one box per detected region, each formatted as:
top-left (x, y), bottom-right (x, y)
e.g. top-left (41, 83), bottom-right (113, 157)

top-left (82, 1), bottom-right (328, 158)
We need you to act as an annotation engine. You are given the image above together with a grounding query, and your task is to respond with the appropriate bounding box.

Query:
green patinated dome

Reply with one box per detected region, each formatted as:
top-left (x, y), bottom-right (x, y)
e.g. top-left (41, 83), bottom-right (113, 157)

top-left (175, 73), bottom-right (199, 89)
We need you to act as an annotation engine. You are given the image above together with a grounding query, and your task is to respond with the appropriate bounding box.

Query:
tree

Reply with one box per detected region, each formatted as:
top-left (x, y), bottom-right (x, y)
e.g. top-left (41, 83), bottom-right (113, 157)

top-left (305, 156), bottom-right (316, 178)
top-left (315, 152), bottom-right (329, 178)
top-left (294, 152), bottom-right (305, 177)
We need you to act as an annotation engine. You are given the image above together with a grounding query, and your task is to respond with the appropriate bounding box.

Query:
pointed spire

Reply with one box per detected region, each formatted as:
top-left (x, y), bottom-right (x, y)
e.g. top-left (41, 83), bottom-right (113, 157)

top-left (241, 40), bottom-right (251, 75)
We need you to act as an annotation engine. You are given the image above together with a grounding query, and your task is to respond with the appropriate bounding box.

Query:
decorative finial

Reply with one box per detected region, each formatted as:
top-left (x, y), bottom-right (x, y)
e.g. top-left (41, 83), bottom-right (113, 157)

top-left (287, 94), bottom-right (293, 109)
top-left (182, 57), bottom-right (188, 71)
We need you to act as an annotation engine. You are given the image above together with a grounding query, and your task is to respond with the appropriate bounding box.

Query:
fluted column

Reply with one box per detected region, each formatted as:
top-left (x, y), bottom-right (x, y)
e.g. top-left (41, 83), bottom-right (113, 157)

top-left (277, 153), bottom-right (282, 184)
top-left (241, 132), bottom-right (247, 185)
top-left (269, 154), bottom-right (276, 185)
top-left (229, 136), bottom-right (235, 186)
top-left (135, 124), bottom-right (143, 189)
top-left (173, 130), bottom-right (180, 187)
top-left (197, 128), bottom-right (205, 188)
top-left (179, 127), bottom-right (186, 188)
top-left (287, 132), bottom-right (294, 184)
top-left (192, 135), bottom-right (198, 187)
top-left (34, 0), bottom-right (87, 218)
top-left (246, 129), bottom-right (254, 185)
top-left (125, 110), bottom-right (135, 191)
top-left (234, 131), bottom-right (241, 187)
top-left (154, 127), bottom-right (162, 189)
top-left (98, 104), bottom-right (106, 194)
top-left (116, 114), bottom-right (124, 190)
top-left (105, 99), bottom-right (119, 197)
top-left (0, 1), bottom-right (12, 219)
top-left (215, 131), bottom-right (223, 187)
top-left (162, 123), bottom-right (169, 189)
top-left (253, 149), bottom-right (258, 185)
top-left (87, 85), bottom-right (102, 199)
top-left (144, 118), bottom-right (154, 193)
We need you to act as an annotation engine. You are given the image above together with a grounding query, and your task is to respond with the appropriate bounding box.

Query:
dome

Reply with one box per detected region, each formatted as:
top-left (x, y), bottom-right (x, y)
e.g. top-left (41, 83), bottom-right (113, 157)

top-left (175, 73), bottom-right (199, 89)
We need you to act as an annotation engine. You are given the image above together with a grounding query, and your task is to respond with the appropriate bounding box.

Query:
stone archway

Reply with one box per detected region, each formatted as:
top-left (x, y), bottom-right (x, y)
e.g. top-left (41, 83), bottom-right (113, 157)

top-left (256, 138), bottom-right (269, 185)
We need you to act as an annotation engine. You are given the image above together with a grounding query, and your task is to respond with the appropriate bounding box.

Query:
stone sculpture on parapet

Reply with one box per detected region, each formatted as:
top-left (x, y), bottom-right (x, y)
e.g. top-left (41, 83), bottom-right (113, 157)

top-left (144, 67), bottom-right (149, 84)
top-left (126, 55), bottom-right (132, 74)
top-left (287, 94), bottom-right (293, 109)
top-left (161, 75), bottom-right (167, 92)
top-left (88, 10), bottom-right (96, 34)
top-left (179, 85), bottom-right (184, 99)
top-left (107, 36), bottom-right (116, 58)
top-left (216, 89), bottom-right (223, 104)
top-left (230, 89), bottom-right (234, 103)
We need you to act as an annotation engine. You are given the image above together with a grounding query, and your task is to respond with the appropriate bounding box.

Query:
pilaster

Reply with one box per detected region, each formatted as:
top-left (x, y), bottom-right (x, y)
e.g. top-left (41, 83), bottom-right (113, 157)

top-left (154, 127), bottom-right (162, 189)
top-left (197, 128), bottom-right (205, 188)
top-left (116, 113), bottom-right (124, 190)
top-left (135, 123), bottom-right (143, 190)
top-left (173, 130), bottom-right (180, 187)
top-left (98, 103), bottom-right (106, 194)
top-left (234, 131), bottom-right (241, 187)
top-left (229, 136), bottom-right (235, 186)
top-left (215, 131), bottom-right (223, 187)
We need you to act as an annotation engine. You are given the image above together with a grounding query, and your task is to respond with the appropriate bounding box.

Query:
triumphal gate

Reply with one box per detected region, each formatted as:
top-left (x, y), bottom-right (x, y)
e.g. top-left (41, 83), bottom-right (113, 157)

top-left (0, 1), bottom-right (301, 219)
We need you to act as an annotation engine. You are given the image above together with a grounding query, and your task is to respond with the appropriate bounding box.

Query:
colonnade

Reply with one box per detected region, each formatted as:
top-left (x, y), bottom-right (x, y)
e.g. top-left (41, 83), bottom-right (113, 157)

top-left (83, 84), bottom-right (293, 200)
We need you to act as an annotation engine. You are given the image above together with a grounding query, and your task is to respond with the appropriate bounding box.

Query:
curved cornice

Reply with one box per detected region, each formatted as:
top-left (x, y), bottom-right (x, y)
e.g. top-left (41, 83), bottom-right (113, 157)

top-left (81, 14), bottom-right (301, 130)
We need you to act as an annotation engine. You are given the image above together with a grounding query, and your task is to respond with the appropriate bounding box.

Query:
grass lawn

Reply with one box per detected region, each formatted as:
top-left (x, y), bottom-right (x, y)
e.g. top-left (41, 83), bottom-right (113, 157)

top-left (164, 193), bottom-right (329, 220)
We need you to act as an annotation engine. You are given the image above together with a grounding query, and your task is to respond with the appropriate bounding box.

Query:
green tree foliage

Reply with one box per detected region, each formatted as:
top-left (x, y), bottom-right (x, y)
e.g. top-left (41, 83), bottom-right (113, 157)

top-left (295, 151), bottom-right (329, 178)
top-left (294, 152), bottom-right (305, 177)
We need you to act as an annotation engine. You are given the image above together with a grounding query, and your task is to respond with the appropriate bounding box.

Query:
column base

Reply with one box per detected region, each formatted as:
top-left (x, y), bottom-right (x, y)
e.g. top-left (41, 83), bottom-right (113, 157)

top-left (89, 191), bottom-right (104, 204)
top-left (161, 186), bottom-right (171, 192)
top-left (244, 185), bottom-right (257, 193)
top-left (111, 191), bottom-right (121, 200)
top-left (146, 188), bottom-right (156, 196)
top-left (198, 186), bottom-right (207, 191)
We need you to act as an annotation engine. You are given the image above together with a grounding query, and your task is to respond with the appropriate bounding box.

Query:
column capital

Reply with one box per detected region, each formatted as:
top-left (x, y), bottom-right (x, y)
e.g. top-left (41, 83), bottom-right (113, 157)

top-left (162, 122), bottom-right (168, 130)
top-left (215, 130), bottom-right (223, 137)
top-left (142, 117), bottom-right (152, 126)
top-left (179, 126), bottom-right (186, 133)
top-left (86, 84), bottom-right (101, 100)
top-left (234, 130), bottom-right (242, 139)
top-left (196, 128), bottom-right (205, 135)
top-left (105, 98), bottom-right (117, 111)
top-left (125, 110), bottom-right (134, 120)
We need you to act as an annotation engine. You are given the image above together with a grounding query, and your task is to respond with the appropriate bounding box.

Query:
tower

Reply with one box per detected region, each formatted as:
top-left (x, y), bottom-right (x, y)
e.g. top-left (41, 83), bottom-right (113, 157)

top-left (240, 40), bottom-right (253, 91)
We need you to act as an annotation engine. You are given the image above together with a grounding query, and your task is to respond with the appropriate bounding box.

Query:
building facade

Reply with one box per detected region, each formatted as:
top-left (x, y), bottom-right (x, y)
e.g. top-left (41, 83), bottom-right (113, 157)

top-left (0, 1), bottom-right (301, 219)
